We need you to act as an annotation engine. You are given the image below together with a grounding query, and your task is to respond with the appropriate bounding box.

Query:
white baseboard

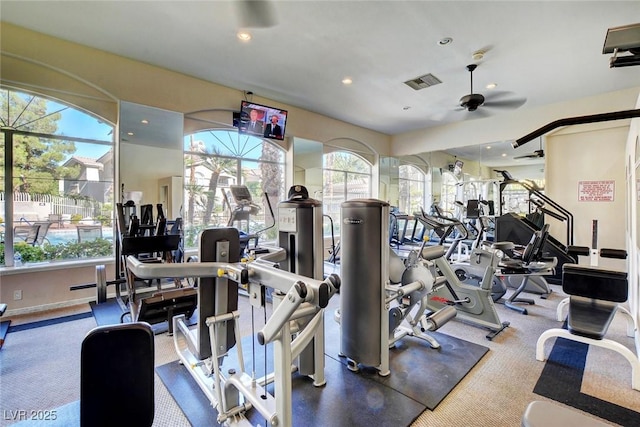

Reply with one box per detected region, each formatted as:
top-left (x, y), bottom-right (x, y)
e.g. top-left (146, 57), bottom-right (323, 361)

top-left (5, 296), bottom-right (97, 317)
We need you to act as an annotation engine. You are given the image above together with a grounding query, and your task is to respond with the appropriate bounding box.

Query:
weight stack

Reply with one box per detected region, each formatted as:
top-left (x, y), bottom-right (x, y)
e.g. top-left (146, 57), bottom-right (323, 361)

top-left (277, 187), bottom-right (324, 378)
top-left (339, 198), bottom-right (389, 373)
top-left (278, 191), bottom-right (324, 280)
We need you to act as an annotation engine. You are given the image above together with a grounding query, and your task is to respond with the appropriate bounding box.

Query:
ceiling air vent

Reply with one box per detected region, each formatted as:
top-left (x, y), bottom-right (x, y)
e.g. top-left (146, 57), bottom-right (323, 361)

top-left (404, 73), bottom-right (442, 91)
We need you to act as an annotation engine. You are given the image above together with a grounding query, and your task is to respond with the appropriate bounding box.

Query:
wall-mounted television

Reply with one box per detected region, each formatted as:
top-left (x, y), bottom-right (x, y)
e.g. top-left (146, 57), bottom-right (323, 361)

top-left (238, 101), bottom-right (288, 141)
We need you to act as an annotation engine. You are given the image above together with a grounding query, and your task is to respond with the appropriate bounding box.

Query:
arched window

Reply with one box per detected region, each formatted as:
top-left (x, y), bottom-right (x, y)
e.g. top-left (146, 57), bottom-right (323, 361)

top-left (1, 87), bottom-right (115, 266)
top-left (183, 129), bottom-right (285, 247)
top-left (398, 164), bottom-right (429, 215)
top-left (322, 151), bottom-right (372, 234)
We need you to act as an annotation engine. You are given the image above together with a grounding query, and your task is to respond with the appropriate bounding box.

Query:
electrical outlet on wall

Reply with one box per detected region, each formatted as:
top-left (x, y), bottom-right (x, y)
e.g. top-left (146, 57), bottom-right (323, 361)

top-left (13, 290), bottom-right (22, 300)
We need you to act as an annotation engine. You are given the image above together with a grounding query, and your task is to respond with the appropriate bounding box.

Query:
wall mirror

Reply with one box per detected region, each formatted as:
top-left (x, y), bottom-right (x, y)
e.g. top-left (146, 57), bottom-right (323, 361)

top-left (412, 140), bottom-right (545, 216)
top-left (395, 153), bottom-right (432, 214)
top-left (119, 101), bottom-right (184, 219)
top-left (292, 137), bottom-right (323, 199)
top-left (444, 139), bottom-right (545, 182)
top-left (635, 138), bottom-right (640, 247)
top-left (379, 156), bottom-right (400, 206)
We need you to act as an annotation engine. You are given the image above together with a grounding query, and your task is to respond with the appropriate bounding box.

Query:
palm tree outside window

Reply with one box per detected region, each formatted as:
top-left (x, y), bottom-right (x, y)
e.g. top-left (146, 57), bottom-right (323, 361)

top-left (183, 129), bottom-right (285, 249)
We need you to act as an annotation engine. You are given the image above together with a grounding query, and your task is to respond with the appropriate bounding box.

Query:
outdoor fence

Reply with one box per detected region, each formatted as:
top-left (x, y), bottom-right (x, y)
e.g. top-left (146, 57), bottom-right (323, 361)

top-left (0, 192), bottom-right (102, 222)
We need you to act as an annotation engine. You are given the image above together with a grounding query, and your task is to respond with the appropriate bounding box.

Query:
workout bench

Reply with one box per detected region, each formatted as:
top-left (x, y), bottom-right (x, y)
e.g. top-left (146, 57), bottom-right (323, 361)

top-left (536, 263), bottom-right (639, 390)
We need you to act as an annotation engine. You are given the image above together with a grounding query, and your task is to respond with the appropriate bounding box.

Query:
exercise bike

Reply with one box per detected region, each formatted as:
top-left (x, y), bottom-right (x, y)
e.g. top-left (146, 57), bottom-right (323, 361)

top-left (415, 237), bottom-right (509, 340)
top-left (414, 208), bottom-right (508, 302)
top-left (449, 216), bottom-right (508, 302)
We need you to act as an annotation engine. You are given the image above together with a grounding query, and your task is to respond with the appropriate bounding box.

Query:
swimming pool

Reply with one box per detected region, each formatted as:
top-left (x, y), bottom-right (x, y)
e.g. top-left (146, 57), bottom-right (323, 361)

top-left (45, 227), bottom-right (114, 245)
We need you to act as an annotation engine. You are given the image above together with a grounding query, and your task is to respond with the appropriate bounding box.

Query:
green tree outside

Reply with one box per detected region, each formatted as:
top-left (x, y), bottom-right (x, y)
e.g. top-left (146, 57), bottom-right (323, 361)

top-left (1, 90), bottom-right (80, 195)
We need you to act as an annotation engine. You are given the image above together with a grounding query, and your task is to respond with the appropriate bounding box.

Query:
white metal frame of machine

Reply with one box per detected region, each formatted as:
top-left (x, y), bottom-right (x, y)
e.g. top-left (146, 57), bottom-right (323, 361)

top-left (126, 252), bottom-right (340, 426)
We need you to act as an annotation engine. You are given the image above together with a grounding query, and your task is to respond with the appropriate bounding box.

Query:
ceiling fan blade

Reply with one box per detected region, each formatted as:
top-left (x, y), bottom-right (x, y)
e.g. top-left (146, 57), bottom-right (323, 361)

top-left (237, 0), bottom-right (278, 28)
top-left (431, 109), bottom-right (452, 121)
top-left (467, 108), bottom-right (492, 119)
top-left (483, 90), bottom-right (527, 109)
top-left (484, 97), bottom-right (527, 109)
top-left (483, 90), bottom-right (514, 101)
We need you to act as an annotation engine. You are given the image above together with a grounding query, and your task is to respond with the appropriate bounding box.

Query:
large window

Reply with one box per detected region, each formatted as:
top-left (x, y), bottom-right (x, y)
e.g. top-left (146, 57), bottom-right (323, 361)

top-left (183, 130), bottom-right (285, 248)
top-left (1, 88), bottom-right (115, 267)
top-left (322, 151), bottom-right (372, 235)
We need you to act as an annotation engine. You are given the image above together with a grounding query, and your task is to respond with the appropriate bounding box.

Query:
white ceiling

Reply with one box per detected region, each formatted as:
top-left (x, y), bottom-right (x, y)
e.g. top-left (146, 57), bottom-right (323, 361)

top-left (2, 1), bottom-right (640, 166)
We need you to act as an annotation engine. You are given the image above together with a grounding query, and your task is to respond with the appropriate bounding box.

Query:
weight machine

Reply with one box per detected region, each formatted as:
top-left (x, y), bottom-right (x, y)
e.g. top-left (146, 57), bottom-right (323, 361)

top-left (336, 199), bottom-right (456, 376)
top-left (126, 227), bottom-right (340, 426)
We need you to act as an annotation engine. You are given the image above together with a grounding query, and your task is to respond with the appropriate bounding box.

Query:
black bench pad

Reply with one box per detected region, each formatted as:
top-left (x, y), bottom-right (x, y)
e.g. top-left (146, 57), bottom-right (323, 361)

top-left (568, 296), bottom-right (618, 340)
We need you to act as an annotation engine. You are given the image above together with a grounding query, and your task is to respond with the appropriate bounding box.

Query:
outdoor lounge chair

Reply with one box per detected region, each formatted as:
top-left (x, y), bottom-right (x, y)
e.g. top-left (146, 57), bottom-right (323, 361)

top-left (33, 221), bottom-right (52, 246)
top-left (14, 224), bottom-right (40, 246)
top-left (77, 224), bottom-right (103, 242)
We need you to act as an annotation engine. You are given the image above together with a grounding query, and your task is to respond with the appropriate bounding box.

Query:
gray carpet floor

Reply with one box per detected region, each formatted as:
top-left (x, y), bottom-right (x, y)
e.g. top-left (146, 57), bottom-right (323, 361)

top-left (1, 284), bottom-right (639, 426)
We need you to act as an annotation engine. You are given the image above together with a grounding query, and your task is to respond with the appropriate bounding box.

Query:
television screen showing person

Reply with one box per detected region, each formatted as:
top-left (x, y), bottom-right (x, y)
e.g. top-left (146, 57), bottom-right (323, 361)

top-left (238, 101), bottom-right (287, 140)
top-left (246, 109), bottom-right (264, 135)
top-left (264, 114), bottom-right (282, 138)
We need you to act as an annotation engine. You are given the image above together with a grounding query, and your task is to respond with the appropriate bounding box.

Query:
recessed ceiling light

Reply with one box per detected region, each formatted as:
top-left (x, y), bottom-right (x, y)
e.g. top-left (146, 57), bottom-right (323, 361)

top-left (486, 146), bottom-right (492, 150)
top-left (486, 83), bottom-right (498, 89)
top-left (438, 37), bottom-right (453, 46)
top-left (141, 119), bottom-right (149, 124)
top-left (237, 32), bottom-right (251, 41)
top-left (342, 77), bottom-right (353, 85)
top-left (127, 132), bottom-right (134, 136)
top-left (501, 153), bottom-right (507, 157)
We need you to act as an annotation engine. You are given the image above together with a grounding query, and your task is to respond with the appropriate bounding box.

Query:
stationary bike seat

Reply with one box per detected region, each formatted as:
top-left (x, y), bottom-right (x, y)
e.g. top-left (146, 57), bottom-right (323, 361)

top-left (490, 241), bottom-right (515, 251)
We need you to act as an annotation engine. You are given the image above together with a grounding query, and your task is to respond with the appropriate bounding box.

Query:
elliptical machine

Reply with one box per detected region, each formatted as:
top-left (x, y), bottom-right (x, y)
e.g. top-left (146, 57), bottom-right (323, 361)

top-left (223, 185), bottom-right (276, 256)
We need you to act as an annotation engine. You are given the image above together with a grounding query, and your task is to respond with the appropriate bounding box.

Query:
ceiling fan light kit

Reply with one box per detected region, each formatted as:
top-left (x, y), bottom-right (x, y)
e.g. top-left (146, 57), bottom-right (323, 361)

top-left (460, 93), bottom-right (485, 111)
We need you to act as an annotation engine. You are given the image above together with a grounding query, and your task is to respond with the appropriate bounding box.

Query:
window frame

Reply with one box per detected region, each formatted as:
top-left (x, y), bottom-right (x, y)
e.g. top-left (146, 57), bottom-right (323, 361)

top-left (1, 88), bottom-right (115, 268)
top-left (182, 128), bottom-right (286, 248)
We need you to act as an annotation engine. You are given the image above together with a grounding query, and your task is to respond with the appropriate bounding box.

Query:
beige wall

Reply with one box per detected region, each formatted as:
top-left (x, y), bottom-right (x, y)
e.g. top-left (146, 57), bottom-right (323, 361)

top-left (1, 262), bottom-right (116, 314)
top-left (625, 94), bottom-right (639, 333)
top-left (546, 123), bottom-right (629, 264)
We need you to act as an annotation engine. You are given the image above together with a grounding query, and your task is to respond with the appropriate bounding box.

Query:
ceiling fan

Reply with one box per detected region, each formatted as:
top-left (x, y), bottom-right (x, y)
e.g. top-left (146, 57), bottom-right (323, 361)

top-left (514, 137), bottom-right (545, 159)
top-left (236, 0), bottom-right (278, 28)
top-left (458, 64), bottom-right (527, 115)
